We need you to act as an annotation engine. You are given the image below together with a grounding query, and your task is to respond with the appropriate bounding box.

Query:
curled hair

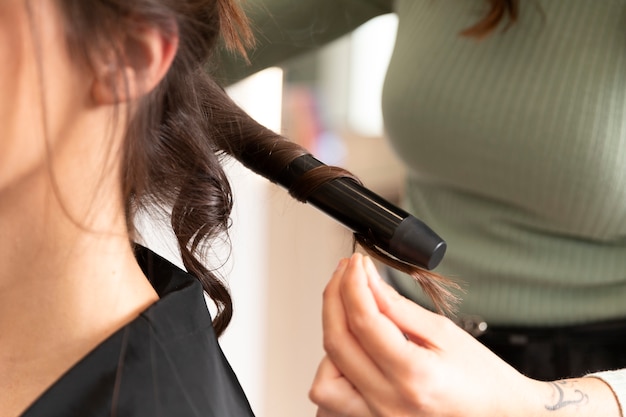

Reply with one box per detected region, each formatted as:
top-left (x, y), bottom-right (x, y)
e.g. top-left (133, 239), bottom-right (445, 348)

top-left (56, 0), bottom-right (460, 336)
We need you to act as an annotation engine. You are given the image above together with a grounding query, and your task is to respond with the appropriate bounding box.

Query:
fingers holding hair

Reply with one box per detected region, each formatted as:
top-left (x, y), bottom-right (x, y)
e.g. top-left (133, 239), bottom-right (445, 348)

top-left (364, 257), bottom-right (455, 350)
top-left (338, 255), bottom-right (419, 375)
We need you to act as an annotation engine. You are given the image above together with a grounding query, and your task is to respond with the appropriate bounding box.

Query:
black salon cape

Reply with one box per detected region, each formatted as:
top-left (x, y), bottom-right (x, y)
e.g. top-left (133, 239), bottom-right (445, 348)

top-left (21, 246), bottom-right (256, 417)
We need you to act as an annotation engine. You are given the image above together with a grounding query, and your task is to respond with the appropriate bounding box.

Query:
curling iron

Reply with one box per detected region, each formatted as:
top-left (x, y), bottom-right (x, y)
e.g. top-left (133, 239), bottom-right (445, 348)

top-left (270, 154), bottom-right (447, 270)
top-left (213, 79), bottom-right (446, 269)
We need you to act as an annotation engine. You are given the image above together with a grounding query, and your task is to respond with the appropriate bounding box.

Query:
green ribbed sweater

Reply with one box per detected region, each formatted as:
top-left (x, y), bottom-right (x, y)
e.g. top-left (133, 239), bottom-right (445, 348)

top-left (217, 0), bottom-right (626, 327)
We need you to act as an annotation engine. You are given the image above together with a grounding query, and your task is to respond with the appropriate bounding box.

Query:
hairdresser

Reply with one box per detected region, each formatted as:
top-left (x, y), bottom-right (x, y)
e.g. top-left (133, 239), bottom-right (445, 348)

top-left (213, 0), bottom-right (626, 403)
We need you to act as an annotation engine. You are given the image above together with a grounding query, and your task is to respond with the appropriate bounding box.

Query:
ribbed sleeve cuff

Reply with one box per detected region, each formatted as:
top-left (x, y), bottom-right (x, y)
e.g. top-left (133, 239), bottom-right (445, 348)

top-left (586, 370), bottom-right (626, 417)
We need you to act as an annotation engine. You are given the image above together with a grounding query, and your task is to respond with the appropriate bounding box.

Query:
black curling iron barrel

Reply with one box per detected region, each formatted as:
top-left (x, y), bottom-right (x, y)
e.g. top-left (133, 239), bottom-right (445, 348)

top-left (274, 155), bottom-right (447, 270)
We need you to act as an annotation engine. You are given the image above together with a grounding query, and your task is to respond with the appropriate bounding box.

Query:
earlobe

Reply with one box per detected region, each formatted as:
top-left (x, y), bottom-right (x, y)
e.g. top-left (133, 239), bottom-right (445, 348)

top-left (91, 24), bottom-right (179, 105)
top-left (91, 64), bottom-right (134, 105)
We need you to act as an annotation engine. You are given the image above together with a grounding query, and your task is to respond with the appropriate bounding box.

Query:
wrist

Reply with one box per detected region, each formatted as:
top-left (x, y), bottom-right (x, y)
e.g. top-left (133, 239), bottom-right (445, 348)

top-left (586, 370), bottom-right (626, 417)
top-left (527, 377), bottom-right (621, 417)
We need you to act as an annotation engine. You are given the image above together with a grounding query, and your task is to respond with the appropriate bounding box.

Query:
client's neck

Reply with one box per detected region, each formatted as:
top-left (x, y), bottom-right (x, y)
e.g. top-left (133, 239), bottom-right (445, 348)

top-left (0, 172), bottom-right (159, 417)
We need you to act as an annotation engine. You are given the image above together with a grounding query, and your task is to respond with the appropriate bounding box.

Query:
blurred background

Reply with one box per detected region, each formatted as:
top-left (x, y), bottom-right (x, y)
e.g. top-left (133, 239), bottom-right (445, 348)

top-left (141, 14), bottom-right (402, 417)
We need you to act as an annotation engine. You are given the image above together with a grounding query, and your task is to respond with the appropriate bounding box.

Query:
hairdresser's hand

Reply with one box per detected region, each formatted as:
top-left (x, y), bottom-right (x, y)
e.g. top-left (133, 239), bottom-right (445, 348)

top-left (309, 254), bottom-right (620, 417)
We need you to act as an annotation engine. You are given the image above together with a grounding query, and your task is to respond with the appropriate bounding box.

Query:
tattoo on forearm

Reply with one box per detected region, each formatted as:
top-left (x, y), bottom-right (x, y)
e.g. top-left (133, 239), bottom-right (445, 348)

top-left (545, 381), bottom-right (589, 411)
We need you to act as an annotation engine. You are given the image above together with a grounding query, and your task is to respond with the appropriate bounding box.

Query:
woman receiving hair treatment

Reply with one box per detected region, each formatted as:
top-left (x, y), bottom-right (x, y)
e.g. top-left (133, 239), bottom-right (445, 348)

top-left (0, 0), bottom-right (446, 415)
top-left (1, 0), bottom-right (255, 414)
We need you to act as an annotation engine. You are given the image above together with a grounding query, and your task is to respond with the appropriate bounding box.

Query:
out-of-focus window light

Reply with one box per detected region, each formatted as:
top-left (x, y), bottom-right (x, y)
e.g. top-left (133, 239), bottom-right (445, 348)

top-left (348, 14), bottom-right (398, 137)
top-left (227, 67), bottom-right (284, 133)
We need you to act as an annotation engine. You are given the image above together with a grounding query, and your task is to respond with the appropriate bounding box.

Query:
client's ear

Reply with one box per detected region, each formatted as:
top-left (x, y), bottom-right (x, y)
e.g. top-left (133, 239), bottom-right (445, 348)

top-left (92, 24), bottom-right (178, 104)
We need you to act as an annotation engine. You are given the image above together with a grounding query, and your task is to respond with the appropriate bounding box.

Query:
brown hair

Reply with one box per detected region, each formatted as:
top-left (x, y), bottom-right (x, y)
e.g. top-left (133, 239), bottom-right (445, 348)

top-left (55, 0), bottom-right (463, 336)
top-left (464, 0), bottom-right (520, 38)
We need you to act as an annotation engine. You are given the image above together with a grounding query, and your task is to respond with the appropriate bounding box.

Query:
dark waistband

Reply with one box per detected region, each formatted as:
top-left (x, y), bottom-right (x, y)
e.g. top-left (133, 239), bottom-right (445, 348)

top-left (473, 317), bottom-right (626, 345)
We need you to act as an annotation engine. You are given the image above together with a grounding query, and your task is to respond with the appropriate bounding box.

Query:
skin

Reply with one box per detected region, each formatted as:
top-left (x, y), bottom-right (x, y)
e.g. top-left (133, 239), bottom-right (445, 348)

top-left (0, 0), bottom-right (177, 415)
top-left (309, 254), bottom-right (622, 417)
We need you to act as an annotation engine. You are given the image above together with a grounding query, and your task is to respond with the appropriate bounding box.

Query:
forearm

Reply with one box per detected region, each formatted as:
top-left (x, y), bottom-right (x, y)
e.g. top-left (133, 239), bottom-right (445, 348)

top-left (211, 0), bottom-right (393, 84)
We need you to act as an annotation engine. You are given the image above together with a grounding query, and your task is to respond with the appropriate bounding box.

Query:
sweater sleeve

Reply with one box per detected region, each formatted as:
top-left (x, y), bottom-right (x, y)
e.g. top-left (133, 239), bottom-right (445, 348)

top-left (586, 370), bottom-right (626, 416)
top-left (211, 0), bottom-right (394, 84)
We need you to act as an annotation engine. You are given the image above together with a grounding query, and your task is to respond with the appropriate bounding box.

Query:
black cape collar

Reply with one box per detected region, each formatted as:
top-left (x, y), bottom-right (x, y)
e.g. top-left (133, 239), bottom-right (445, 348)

top-left (22, 246), bottom-right (255, 417)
